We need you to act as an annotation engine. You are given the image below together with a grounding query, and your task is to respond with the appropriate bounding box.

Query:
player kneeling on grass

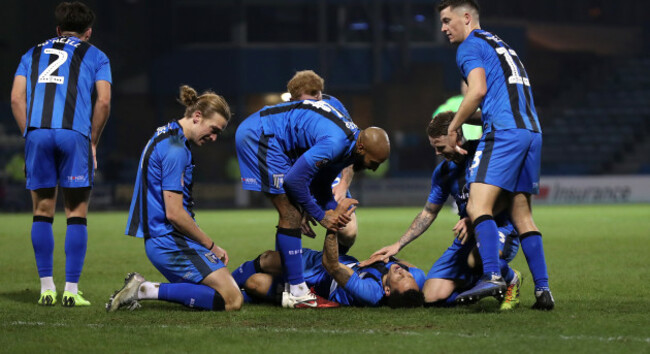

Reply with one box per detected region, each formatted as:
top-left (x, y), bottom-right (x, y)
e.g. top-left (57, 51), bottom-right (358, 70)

top-left (363, 112), bottom-right (522, 310)
top-left (106, 85), bottom-right (242, 312)
top-left (231, 200), bottom-right (425, 308)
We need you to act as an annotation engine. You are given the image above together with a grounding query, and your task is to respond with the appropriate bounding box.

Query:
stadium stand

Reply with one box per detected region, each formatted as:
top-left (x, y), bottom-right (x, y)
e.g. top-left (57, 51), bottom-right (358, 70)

top-left (541, 57), bottom-right (650, 175)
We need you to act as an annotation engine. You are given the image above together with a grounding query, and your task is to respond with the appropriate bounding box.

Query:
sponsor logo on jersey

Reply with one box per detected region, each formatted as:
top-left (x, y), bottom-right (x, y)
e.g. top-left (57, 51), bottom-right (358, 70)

top-left (67, 175), bottom-right (87, 182)
top-left (204, 252), bottom-right (220, 264)
top-left (241, 177), bottom-right (258, 186)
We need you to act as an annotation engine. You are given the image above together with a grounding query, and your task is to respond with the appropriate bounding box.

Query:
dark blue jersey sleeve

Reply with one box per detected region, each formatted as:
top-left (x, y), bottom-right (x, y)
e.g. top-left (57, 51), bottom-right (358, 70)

top-left (284, 138), bottom-right (348, 221)
top-left (284, 155), bottom-right (326, 221)
top-left (427, 162), bottom-right (453, 205)
top-left (160, 141), bottom-right (189, 192)
top-left (343, 272), bottom-right (384, 306)
top-left (93, 49), bottom-right (112, 83)
top-left (15, 49), bottom-right (31, 77)
top-left (457, 37), bottom-right (484, 79)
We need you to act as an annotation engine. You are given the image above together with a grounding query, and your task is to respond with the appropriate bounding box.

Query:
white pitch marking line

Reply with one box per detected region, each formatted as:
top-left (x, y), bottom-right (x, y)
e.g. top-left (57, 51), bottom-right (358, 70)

top-left (4, 321), bottom-right (650, 344)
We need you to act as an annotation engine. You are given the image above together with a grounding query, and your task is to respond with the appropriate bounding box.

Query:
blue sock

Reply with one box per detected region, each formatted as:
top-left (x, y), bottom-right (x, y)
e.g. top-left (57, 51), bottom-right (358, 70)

top-left (31, 216), bottom-right (54, 278)
top-left (65, 218), bottom-right (88, 283)
top-left (275, 228), bottom-right (304, 285)
top-left (231, 257), bottom-right (260, 288)
top-left (473, 215), bottom-right (500, 276)
top-left (500, 259), bottom-right (515, 284)
top-left (520, 232), bottom-right (549, 290)
top-left (158, 283), bottom-right (225, 311)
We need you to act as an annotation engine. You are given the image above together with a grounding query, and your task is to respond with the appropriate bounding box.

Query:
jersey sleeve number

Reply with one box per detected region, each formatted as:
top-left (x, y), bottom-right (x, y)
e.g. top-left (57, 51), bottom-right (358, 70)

top-left (37, 48), bottom-right (68, 85)
top-left (495, 47), bottom-right (530, 87)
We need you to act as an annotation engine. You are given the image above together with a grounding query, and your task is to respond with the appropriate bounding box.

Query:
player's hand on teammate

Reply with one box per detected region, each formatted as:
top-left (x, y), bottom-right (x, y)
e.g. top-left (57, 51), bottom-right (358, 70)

top-left (358, 242), bottom-right (400, 267)
top-left (301, 213), bottom-right (318, 238)
top-left (320, 198), bottom-right (358, 231)
top-left (210, 244), bottom-right (229, 266)
top-left (453, 217), bottom-right (473, 245)
top-left (447, 130), bottom-right (468, 155)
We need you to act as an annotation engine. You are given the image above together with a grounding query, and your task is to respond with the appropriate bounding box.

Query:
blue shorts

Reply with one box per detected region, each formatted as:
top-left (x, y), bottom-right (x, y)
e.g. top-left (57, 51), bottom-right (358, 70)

top-left (426, 225), bottom-right (518, 285)
top-left (24, 128), bottom-right (93, 190)
top-left (467, 129), bottom-right (541, 194)
top-left (145, 232), bottom-right (225, 284)
top-left (236, 113), bottom-right (291, 194)
top-left (427, 238), bottom-right (478, 287)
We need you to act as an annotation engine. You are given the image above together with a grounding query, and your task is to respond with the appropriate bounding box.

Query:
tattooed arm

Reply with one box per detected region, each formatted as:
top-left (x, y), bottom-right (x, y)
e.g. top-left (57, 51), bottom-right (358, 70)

top-left (359, 202), bottom-right (443, 266)
top-left (321, 230), bottom-right (354, 287)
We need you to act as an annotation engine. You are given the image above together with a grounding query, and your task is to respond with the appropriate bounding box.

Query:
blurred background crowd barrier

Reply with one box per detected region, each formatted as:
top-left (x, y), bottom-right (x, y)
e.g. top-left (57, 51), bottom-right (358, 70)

top-left (1, 0), bottom-right (649, 211)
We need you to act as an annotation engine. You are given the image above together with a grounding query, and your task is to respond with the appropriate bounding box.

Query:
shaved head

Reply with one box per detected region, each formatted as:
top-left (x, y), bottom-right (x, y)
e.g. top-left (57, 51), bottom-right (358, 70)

top-left (360, 127), bottom-right (390, 161)
top-left (353, 127), bottom-right (390, 172)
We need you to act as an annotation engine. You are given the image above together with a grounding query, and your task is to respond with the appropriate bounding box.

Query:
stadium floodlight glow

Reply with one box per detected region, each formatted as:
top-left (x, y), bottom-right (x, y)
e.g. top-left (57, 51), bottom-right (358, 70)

top-left (281, 92), bottom-right (292, 102)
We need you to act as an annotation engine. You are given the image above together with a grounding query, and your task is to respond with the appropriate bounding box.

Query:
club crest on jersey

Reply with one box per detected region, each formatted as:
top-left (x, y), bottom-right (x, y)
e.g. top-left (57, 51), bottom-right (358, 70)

top-left (315, 158), bottom-right (330, 169)
top-left (204, 252), bottom-right (220, 264)
top-left (273, 174), bottom-right (285, 189)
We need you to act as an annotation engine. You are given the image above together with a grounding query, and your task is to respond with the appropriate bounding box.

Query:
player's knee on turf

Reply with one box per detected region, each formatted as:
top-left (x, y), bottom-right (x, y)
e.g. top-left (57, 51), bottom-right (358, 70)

top-left (203, 268), bottom-right (244, 311)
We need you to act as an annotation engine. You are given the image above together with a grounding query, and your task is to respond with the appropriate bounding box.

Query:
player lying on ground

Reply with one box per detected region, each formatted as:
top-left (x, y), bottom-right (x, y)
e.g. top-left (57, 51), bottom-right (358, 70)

top-left (363, 112), bottom-right (522, 310)
top-left (106, 85), bottom-right (242, 312)
top-left (286, 70), bottom-right (356, 253)
top-left (231, 200), bottom-right (425, 308)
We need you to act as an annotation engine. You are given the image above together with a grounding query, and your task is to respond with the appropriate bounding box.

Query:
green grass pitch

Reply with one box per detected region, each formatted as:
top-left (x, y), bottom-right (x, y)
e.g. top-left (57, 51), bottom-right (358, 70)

top-left (1, 204), bottom-right (649, 353)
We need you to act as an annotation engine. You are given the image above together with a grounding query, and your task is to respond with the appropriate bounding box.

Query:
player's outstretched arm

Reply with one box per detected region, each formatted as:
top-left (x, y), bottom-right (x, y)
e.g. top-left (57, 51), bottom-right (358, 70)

top-left (10, 75), bottom-right (27, 134)
top-left (322, 230), bottom-right (353, 286)
top-left (359, 202), bottom-right (442, 266)
top-left (322, 199), bottom-right (357, 286)
top-left (163, 190), bottom-right (228, 265)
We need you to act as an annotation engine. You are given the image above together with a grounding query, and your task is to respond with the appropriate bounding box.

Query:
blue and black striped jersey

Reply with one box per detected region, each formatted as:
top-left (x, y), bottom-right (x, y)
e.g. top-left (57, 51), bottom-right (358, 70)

top-left (15, 36), bottom-right (112, 138)
top-left (457, 29), bottom-right (540, 134)
top-left (126, 121), bottom-right (194, 239)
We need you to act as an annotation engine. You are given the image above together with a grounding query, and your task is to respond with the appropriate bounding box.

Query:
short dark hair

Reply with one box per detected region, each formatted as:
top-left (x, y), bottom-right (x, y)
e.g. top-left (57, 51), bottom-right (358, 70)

top-left (436, 0), bottom-right (480, 14)
top-left (55, 2), bottom-right (95, 34)
top-left (385, 289), bottom-right (424, 309)
top-left (427, 111), bottom-right (455, 138)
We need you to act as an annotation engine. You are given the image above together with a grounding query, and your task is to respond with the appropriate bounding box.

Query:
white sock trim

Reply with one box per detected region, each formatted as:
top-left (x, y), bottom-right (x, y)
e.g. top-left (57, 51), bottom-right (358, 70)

top-left (289, 282), bottom-right (309, 297)
top-left (40, 277), bottom-right (55, 293)
top-left (64, 282), bottom-right (78, 294)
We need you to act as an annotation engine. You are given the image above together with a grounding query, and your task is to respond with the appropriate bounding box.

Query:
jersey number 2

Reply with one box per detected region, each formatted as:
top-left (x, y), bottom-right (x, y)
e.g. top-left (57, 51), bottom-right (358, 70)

top-left (38, 48), bottom-right (68, 85)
